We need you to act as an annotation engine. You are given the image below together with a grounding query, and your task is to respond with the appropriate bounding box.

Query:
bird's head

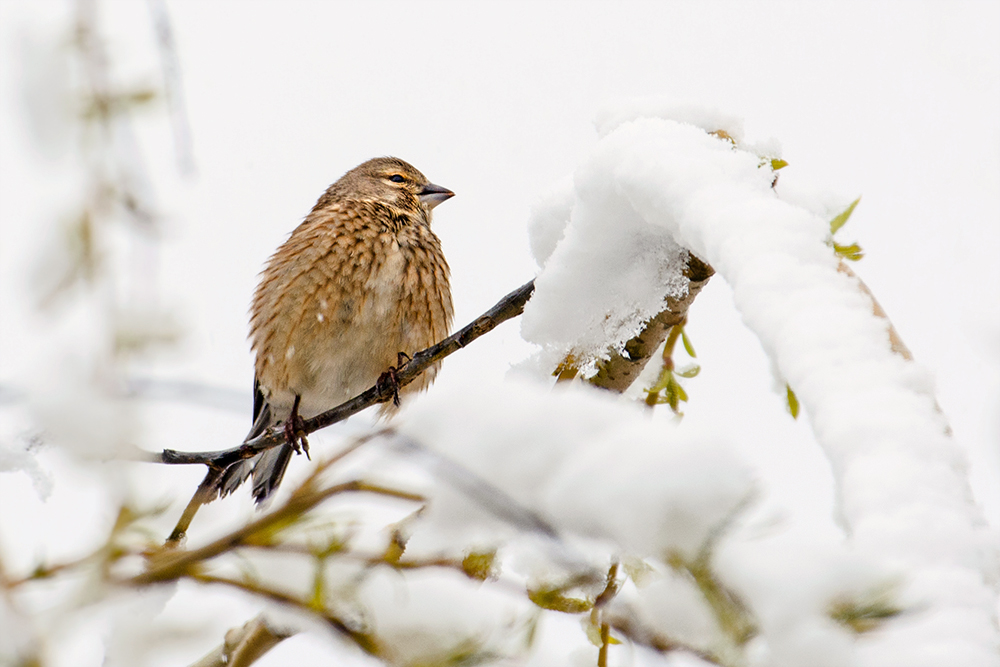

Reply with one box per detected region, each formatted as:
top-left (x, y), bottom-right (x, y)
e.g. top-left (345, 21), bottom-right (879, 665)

top-left (334, 157), bottom-right (454, 223)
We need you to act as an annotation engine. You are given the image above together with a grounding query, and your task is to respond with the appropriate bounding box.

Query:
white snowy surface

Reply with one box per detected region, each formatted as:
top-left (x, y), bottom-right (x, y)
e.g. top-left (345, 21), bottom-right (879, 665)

top-left (355, 567), bottom-right (536, 666)
top-left (397, 379), bottom-right (754, 563)
top-left (521, 173), bottom-right (691, 369)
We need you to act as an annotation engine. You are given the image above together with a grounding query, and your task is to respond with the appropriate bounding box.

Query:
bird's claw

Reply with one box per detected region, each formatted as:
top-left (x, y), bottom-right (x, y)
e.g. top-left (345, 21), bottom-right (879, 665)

top-left (283, 395), bottom-right (310, 459)
top-left (283, 417), bottom-right (310, 458)
top-left (377, 366), bottom-right (402, 407)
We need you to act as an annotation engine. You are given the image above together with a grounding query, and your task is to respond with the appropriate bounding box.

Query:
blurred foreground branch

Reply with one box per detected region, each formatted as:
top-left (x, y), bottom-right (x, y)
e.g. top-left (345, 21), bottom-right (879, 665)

top-left (188, 614), bottom-right (291, 667)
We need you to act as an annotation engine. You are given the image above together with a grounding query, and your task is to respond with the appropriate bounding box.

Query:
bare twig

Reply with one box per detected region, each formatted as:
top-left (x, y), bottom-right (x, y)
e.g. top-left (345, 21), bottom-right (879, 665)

top-left (140, 479), bottom-right (422, 584)
top-left (595, 562), bottom-right (621, 667)
top-left (187, 573), bottom-right (378, 655)
top-left (606, 611), bottom-right (727, 666)
top-left (187, 614), bottom-right (291, 667)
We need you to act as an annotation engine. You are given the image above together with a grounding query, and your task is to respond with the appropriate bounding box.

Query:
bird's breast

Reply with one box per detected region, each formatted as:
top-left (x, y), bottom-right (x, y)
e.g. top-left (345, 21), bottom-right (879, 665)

top-left (252, 218), bottom-right (451, 418)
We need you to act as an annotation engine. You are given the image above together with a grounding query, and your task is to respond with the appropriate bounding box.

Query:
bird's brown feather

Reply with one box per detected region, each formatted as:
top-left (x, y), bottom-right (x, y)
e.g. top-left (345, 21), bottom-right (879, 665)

top-left (218, 157), bottom-right (453, 502)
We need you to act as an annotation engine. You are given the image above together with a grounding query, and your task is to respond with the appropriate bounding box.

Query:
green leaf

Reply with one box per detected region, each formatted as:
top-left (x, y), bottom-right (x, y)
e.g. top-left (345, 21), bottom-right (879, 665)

top-left (786, 384), bottom-right (800, 419)
top-left (664, 376), bottom-right (688, 411)
top-left (664, 377), bottom-right (680, 410)
top-left (674, 379), bottom-right (688, 402)
top-left (770, 158), bottom-right (789, 171)
top-left (675, 364), bottom-right (701, 379)
top-left (833, 242), bottom-right (864, 261)
top-left (829, 197), bottom-right (861, 235)
top-left (681, 328), bottom-right (697, 358)
top-left (383, 529), bottom-right (407, 564)
top-left (829, 588), bottom-right (904, 634)
top-left (462, 550), bottom-right (497, 581)
top-left (528, 587), bottom-right (593, 613)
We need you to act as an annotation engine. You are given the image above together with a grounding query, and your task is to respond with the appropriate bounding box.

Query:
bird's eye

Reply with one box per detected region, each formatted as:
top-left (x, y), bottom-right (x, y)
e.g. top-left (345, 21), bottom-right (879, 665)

top-left (388, 174), bottom-right (406, 183)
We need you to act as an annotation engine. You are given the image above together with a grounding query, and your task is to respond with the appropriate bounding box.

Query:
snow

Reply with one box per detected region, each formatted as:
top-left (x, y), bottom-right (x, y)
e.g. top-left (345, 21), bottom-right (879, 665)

top-left (520, 108), bottom-right (1000, 663)
top-left (397, 379), bottom-right (755, 563)
top-left (0, 428), bottom-right (52, 499)
top-left (521, 178), bottom-right (691, 371)
top-left (356, 567), bottom-right (536, 666)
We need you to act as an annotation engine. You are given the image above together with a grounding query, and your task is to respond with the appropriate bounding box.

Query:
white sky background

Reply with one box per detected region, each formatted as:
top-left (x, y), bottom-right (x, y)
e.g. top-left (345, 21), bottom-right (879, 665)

top-left (1, 1), bottom-right (999, 665)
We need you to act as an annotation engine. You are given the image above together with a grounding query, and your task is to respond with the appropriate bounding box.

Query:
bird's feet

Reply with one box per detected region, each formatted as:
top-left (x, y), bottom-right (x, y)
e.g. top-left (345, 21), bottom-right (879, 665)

top-left (377, 352), bottom-right (411, 407)
top-left (284, 394), bottom-right (310, 459)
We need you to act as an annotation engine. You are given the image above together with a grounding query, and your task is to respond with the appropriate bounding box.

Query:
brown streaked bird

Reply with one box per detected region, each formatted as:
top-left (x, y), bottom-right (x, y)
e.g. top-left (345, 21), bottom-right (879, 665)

top-left (216, 157), bottom-right (454, 503)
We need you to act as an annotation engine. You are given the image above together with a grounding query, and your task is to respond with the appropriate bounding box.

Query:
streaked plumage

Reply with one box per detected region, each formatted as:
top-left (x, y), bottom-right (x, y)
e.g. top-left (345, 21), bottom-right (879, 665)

top-left (216, 157), bottom-right (454, 502)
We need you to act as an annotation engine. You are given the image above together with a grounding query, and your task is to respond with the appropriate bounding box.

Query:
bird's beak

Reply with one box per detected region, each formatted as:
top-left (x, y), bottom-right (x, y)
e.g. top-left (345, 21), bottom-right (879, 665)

top-left (418, 182), bottom-right (455, 209)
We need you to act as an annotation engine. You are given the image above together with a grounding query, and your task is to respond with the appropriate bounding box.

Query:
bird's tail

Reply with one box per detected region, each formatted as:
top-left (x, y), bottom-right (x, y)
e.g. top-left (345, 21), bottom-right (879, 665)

top-left (216, 445), bottom-right (294, 504)
top-left (248, 443), bottom-right (294, 503)
top-left (215, 393), bottom-right (294, 504)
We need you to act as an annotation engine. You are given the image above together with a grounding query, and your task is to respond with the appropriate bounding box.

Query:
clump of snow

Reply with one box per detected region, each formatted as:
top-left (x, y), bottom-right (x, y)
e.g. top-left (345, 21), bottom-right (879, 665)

top-left (773, 168), bottom-right (859, 225)
top-left (521, 174), bottom-right (691, 371)
top-left (516, 106), bottom-right (999, 664)
top-left (720, 528), bottom-right (896, 667)
top-left (356, 567), bottom-right (536, 666)
top-left (28, 354), bottom-right (138, 463)
top-left (594, 99), bottom-right (745, 142)
top-left (612, 566), bottom-right (721, 651)
top-left (0, 433), bottom-right (52, 500)
top-left (100, 588), bottom-right (176, 667)
top-left (528, 173), bottom-right (575, 268)
top-left (522, 103), bottom-right (788, 373)
top-left (397, 378), bottom-right (755, 565)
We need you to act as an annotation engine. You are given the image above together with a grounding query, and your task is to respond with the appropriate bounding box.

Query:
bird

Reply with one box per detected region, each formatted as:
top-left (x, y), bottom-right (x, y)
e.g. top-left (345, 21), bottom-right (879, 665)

top-left (215, 157), bottom-right (454, 503)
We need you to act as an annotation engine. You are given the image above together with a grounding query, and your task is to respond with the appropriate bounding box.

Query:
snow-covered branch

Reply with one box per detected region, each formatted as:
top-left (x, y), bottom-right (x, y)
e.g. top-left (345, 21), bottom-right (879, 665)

top-left (519, 108), bottom-right (999, 665)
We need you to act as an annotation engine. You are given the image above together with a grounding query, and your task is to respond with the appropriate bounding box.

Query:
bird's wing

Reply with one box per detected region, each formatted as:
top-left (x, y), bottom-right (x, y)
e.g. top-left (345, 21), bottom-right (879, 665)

top-left (247, 376), bottom-right (271, 441)
top-left (215, 376), bottom-right (275, 498)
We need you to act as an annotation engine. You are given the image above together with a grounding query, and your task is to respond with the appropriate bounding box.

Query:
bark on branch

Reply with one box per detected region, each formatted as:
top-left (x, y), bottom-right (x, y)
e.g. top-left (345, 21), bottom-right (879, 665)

top-left (187, 615), bottom-right (291, 667)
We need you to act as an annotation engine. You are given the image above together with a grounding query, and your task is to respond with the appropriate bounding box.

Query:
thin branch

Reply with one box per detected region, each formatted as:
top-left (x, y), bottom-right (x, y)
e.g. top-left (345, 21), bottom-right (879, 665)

top-left (606, 611), bottom-right (728, 666)
top-left (166, 466), bottom-right (226, 544)
top-left (595, 562), bottom-right (621, 667)
top-left (187, 573), bottom-right (378, 655)
top-left (154, 280), bottom-right (536, 469)
top-left (136, 477), bottom-right (423, 586)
